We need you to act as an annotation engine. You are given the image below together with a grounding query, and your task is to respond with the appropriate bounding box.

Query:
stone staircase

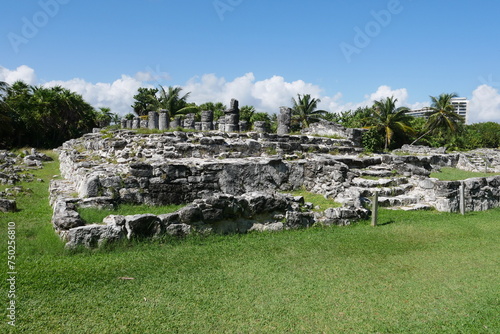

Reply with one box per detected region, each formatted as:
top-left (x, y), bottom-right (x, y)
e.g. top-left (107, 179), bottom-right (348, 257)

top-left (350, 164), bottom-right (431, 211)
top-left (467, 155), bottom-right (488, 173)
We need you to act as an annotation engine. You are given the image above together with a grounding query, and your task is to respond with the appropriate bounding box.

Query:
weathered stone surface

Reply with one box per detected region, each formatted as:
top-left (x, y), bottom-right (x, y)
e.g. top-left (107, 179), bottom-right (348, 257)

top-left (79, 175), bottom-right (101, 198)
top-left (0, 198), bottom-right (16, 213)
top-left (65, 223), bottom-right (124, 249)
top-left (394, 145), bottom-right (447, 155)
top-left (124, 214), bottom-right (162, 239)
top-left (52, 199), bottom-right (85, 230)
top-left (277, 107), bottom-right (292, 135)
top-left (148, 111), bottom-right (159, 130)
top-left (158, 111), bottom-right (169, 130)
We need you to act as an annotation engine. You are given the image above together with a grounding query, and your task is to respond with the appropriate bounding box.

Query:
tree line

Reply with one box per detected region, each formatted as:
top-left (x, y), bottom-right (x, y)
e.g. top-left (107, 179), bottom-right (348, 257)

top-left (0, 81), bottom-right (118, 149)
top-left (130, 86), bottom-right (500, 152)
top-left (1, 80), bottom-right (499, 152)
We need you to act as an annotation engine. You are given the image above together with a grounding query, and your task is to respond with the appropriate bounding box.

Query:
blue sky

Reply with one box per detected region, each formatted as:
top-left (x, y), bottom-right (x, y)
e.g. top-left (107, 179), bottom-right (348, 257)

top-left (2, 0), bottom-right (500, 123)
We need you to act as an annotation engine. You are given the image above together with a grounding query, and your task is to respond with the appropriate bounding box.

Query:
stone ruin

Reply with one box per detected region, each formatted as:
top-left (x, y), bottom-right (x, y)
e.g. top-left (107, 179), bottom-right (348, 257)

top-left (48, 99), bottom-right (500, 249)
top-left (0, 149), bottom-right (53, 213)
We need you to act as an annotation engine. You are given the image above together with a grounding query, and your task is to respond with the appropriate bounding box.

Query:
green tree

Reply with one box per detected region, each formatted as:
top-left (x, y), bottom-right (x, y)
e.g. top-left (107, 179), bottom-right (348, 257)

top-left (291, 94), bottom-right (327, 129)
top-left (157, 86), bottom-right (198, 118)
top-left (131, 87), bottom-right (159, 116)
top-left (199, 102), bottom-right (226, 121)
top-left (371, 96), bottom-right (414, 151)
top-left (0, 82), bottom-right (97, 148)
top-left (240, 105), bottom-right (257, 125)
top-left (411, 93), bottom-right (465, 145)
top-left (95, 107), bottom-right (113, 127)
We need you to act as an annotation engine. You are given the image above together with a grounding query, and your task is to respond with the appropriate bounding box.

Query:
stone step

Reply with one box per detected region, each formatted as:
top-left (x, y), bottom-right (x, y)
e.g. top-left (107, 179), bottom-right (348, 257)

top-left (386, 203), bottom-right (433, 211)
top-left (356, 169), bottom-right (395, 178)
top-left (353, 185), bottom-right (412, 197)
top-left (377, 195), bottom-right (419, 207)
top-left (351, 177), bottom-right (408, 188)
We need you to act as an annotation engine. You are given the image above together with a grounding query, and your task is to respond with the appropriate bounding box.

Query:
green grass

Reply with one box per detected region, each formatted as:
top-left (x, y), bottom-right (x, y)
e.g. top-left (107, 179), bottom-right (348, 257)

top-left (1, 152), bottom-right (499, 333)
top-left (430, 167), bottom-right (500, 181)
top-left (78, 203), bottom-right (185, 224)
top-left (287, 188), bottom-right (342, 211)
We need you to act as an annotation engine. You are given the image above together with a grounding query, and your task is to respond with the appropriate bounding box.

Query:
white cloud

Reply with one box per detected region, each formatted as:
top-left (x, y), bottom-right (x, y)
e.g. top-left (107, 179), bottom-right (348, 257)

top-left (469, 84), bottom-right (500, 123)
top-left (44, 75), bottom-right (146, 115)
top-left (4, 65), bottom-right (500, 124)
top-left (184, 73), bottom-right (325, 113)
top-left (0, 65), bottom-right (37, 85)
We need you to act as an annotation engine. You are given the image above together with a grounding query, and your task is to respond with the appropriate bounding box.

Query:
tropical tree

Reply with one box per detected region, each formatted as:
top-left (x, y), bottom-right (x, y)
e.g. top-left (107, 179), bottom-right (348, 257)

top-left (96, 107), bottom-right (113, 127)
top-left (239, 105), bottom-right (257, 126)
top-left (371, 96), bottom-right (414, 150)
top-left (411, 93), bottom-right (465, 145)
top-left (199, 102), bottom-right (226, 120)
top-left (157, 86), bottom-right (198, 118)
top-left (291, 94), bottom-right (327, 129)
top-left (0, 81), bottom-right (97, 148)
top-left (131, 87), bottom-right (159, 116)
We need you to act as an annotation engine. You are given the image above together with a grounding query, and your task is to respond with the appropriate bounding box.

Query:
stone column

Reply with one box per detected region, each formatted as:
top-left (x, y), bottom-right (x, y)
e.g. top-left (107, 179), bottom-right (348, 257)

top-left (148, 111), bottom-right (159, 130)
top-left (239, 120), bottom-right (249, 132)
top-left (183, 113), bottom-right (196, 130)
top-left (132, 117), bottom-right (140, 129)
top-left (140, 118), bottom-right (148, 129)
top-left (126, 119), bottom-right (133, 129)
top-left (224, 99), bottom-right (240, 132)
top-left (216, 119), bottom-right (225, 131)
top-left (201, 110), bottom-right (214, 131)
top-left (170, 116), bottom-right (182, 129)
top-left (253, 121), bottom-right (268, 133)
top-left (277, 107), bottom-right (292, 135)
top-left (195, 122), bottom-right (202, 131)
top-left (121, 119), bottom-right (127, 129)
top-left (158, 110), bottom-right (169, 130)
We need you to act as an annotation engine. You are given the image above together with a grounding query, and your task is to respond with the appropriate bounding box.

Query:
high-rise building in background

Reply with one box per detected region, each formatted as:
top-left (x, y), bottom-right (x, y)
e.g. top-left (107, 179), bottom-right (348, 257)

top-left (407, 97), bottom-right (469, 123)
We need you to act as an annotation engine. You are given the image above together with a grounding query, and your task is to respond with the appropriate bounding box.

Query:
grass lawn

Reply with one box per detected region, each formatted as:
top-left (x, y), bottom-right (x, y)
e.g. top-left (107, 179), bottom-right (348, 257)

top-left (1, 153), bottom-right (499, 333)
top-left (431, 167), bottom-right (500, 181)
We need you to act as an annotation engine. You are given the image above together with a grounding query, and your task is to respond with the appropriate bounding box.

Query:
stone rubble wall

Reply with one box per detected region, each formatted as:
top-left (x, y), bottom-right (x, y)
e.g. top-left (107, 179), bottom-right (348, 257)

top-left (57, 130), bottom-right (363, 204)
top-left (50, 131), bottom-right (500, 248)
top-left (409, 175), bottom-right (500, 212)
top-left (51, 189), bottom-right (369, 249)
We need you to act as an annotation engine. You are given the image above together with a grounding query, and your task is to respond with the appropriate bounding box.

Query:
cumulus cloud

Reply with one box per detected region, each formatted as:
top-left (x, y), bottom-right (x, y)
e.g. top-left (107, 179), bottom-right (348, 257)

top-left (5, 65), bottom-right (500, 124)
top-left (318, 85), bottom-right (417, 114)
top-left (44, 75), bottom-right (146, 115)
top-left (469, 84), bottom-right (500, 123)
top-left (0, 65), bottom-right (37, 85)
top-left (184, 73), bottom-right (325, 113)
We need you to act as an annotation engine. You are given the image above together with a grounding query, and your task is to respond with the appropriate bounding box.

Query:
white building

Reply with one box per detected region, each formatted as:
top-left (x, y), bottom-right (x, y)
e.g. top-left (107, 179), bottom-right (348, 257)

top-left (407, 97), bottom-right (469, 123)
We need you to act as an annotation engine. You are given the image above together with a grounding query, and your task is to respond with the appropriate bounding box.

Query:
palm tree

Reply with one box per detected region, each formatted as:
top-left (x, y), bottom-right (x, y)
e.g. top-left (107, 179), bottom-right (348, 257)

top-left (157, 86), bottom-right (198, 118)
top-left (199, 101), bottom-right (226, 120)
top-left (410, 93), bottom-right (464, 145)
top-left (96, 107), bottom-right (113, 127)
top-left (291, 94), bottom-right (327, 128)
top-left (371, 96), bottom-right (414, 150)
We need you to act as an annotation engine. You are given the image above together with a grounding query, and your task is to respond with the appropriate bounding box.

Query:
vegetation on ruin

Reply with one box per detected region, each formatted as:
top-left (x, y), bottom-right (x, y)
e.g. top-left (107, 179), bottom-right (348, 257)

top-left (430, 167), bottom-right (500, 181)
top-left (1, 151), bottom-right (499, 333)
top-left (78, 203), bottom-right (185, 225)
top-left (288, 188), bottom-right (342, 211)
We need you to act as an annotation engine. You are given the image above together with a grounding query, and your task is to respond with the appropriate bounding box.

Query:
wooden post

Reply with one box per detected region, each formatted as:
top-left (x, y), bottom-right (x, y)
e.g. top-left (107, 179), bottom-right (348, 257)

top-left (459, 183), bottom-right (465, 215)
top-left (371, 191), bottom-right (378, 227)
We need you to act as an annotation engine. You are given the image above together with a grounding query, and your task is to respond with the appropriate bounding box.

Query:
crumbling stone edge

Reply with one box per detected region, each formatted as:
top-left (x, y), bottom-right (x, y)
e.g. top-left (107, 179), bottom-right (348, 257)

top-left (49, 185), bottom-right (370, 249)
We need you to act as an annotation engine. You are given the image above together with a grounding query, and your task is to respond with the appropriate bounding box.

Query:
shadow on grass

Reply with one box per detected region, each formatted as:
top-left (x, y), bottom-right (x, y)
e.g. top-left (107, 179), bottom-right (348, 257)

top-left (378, 219), bottom-right (396, 226)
